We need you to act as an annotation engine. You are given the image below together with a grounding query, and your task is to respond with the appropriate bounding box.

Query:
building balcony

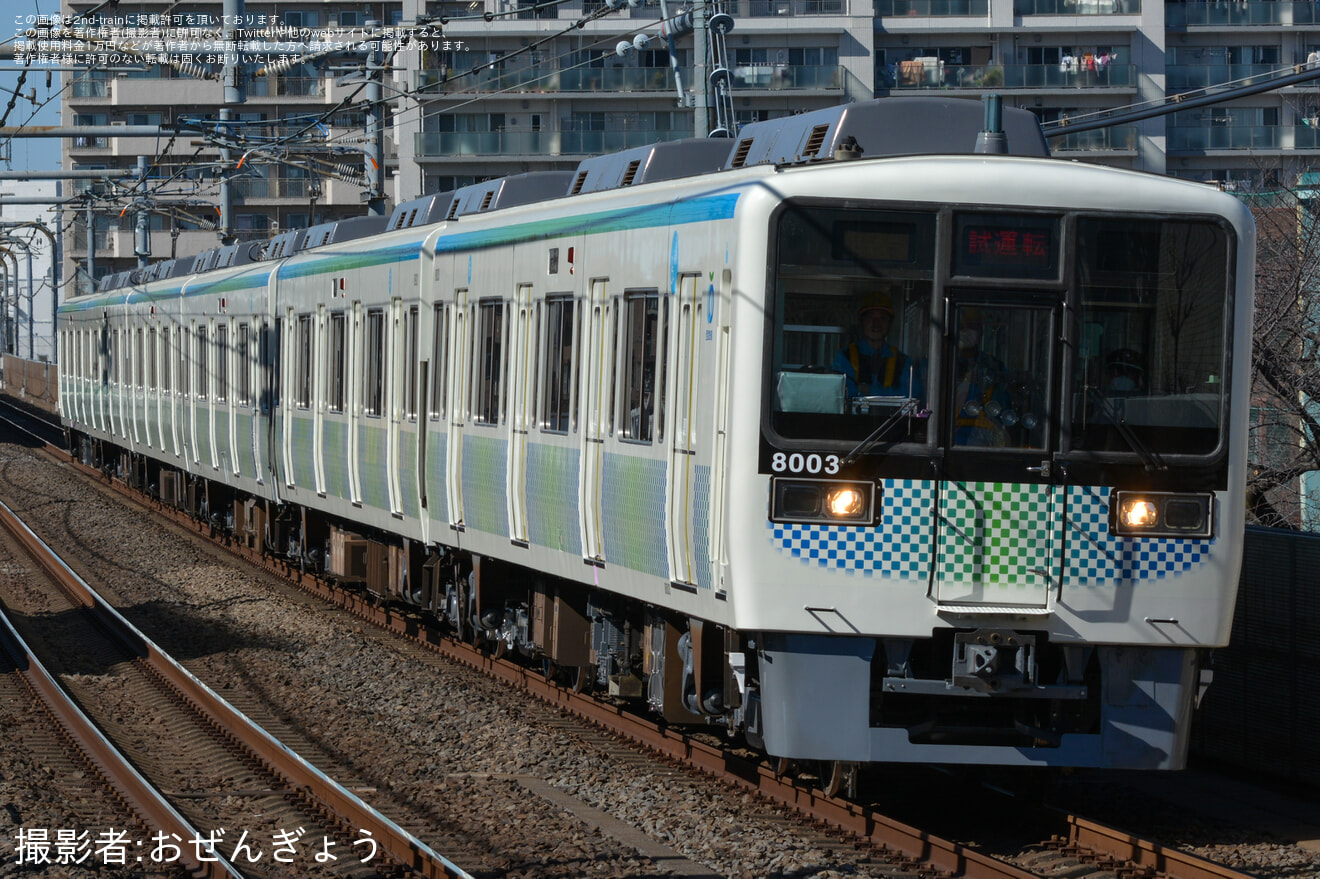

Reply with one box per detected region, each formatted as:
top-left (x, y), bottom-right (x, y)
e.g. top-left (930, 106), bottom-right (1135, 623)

top-left (415, 64), bottom-right (842, 96)
top-left (1167, 124), bottom-right (1320, 150)
top-left (1014, 0), bottom-right (1139, 13)
top-left (879, 62), bottom-right (1135, 90)
top-left (415, 128), bottom-right (694, 157)
top-left (1167, 63), bottom-right (1279, 90)
top-left (875, 0), bottom-right (987, 15)
top-left (416, 65), bottom-right (683, 95)
top-left (733, 0), bottom-right (848, 15)
top-left (1166, 0), bottom-right (1319, 26)
top-left (1049, 124), bottom-right (1139, 152)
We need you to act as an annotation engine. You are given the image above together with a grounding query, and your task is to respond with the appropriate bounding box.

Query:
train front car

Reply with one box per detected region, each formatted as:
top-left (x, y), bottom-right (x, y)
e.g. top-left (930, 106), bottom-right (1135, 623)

top-left (736, 128), bottom-right (1253, 769)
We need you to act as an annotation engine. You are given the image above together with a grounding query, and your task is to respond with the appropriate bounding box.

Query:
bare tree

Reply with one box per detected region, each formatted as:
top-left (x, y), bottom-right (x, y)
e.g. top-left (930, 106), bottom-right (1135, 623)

top-left (1241, 173), bottom-right (1320, 529)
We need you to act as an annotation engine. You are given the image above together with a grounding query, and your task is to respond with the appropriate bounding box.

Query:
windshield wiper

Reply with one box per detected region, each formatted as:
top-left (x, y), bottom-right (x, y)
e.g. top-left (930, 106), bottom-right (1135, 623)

top-left (842, 398), bottom-right (923, 465)
top-left (1086, 386), bottom-right (1167, 472)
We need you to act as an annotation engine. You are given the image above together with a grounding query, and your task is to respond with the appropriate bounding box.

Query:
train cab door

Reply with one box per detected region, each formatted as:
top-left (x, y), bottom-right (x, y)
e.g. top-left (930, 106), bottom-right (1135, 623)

top-left (506, 283), bottom-right (535, 544)
top-left (579, 278), bottom-right (613, 563)
top-left (934, 298), bottom-right (1062, 611)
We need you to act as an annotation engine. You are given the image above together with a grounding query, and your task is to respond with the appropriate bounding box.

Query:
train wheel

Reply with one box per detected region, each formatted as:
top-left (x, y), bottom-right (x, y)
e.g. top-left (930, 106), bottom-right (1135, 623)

top-left (772, 757), bottom-right (791, 780)
top-left (492, 638), bottom-right (508, 660)
top-left (570, 665), bottom-right (592, 693)
top-left (822, 761), bottom-right (859, 798)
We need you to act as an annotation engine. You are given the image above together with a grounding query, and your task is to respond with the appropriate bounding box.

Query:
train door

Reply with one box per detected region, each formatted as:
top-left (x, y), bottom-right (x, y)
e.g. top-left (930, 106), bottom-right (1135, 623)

top-left (279, 311), bottom-right (294, 485)
top-left (666, 273), bottom-right (700, 586)
top-left (445, 288), bottom-right (470, 528)
top-left (191, 322), bottom-right (202, 463)
top-left (579, 278), bottom-right (613, 563)
top-left (163, 322), bottom-right (177, 458)
top-left (130, 326), bottom-right (142, 446)
top-left (348, 301), bottom-right (364, 505)
top-left (507, 283), bottom-right (535, 544)
top-left (387, 297), bottom-right (404, 515)
top-left (224, 318), bottom-right (238, 474)
top-left (935, 298), bottom-right (1062, 610)
top-left (313, 305), bottom-right (328, 495)
top-left (173, 325), bottom-right (186, 459)
top-left (111, 325), bottom-right (125, 439)
top-left (97, 321), bottom-right (109, 433)
top-left (262, 317), bottom-right (278, 487)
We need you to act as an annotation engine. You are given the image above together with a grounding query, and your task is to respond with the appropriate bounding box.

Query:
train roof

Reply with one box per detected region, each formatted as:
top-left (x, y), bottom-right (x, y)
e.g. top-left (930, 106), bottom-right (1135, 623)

top-left (568, 139), bottom-right (734, 196)
top-left (726, 97), bottom-right (1048, 168)
top-left (89, 97), bottom-right (1053, 294)
top-left (445, 171), bottom-right (577, 220)
top-left (387, 191), bottom-right (456, 231)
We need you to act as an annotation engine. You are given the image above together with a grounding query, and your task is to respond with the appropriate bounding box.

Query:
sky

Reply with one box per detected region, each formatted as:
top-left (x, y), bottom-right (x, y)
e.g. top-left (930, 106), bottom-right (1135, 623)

top-left (2, 0), bottom-right (64, 173)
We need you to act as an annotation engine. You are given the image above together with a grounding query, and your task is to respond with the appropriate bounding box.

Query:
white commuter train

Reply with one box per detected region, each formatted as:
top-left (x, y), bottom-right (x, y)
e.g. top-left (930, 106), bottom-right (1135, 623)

top-left (59, 97), bottom-right (1254, 771)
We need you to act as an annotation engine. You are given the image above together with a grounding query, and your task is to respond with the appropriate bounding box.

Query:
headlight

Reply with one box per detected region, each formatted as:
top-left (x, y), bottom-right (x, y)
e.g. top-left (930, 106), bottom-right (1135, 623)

top-left (826, 486), bottom-right (866, 518)
top-left (1112, 491), bottom-right (1214, 539)
top-left (771, 478), bottom-right (876, 526)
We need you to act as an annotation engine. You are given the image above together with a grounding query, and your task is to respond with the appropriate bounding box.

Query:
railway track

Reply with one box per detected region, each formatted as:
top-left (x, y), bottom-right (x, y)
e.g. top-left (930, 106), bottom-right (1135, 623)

top-left (0, 398), bottom-right (1279, 879)
top-left (0, 484), bottom-right (471, 879)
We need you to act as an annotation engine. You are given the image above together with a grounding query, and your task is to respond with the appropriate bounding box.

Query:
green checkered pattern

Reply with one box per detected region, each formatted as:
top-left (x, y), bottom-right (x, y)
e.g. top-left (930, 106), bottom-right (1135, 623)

top-left (359, 422), bottom-right (391, 511)
top-left (291, 415), bottom-right (315, 488)
top-left (938, 481), bottom-right (1057, 589)
top-left (462, 432), bottom-right (509, 537)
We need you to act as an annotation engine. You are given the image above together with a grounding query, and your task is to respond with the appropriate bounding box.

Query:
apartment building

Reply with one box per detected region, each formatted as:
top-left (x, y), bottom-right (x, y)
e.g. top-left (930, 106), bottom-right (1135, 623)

top-left (62, 0), bottom-right (401, 292)
top-left (62, 0), bottom-right (1320, 285)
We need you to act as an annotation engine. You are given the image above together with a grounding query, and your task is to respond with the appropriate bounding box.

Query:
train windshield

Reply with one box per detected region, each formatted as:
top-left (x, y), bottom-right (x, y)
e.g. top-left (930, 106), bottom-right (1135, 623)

top-left (1069, 217), bottom-right (1229, 457)
top-left (766, 204), bottom-right (1232, 459)
top-left (768, 206), bottom-right (935, 446)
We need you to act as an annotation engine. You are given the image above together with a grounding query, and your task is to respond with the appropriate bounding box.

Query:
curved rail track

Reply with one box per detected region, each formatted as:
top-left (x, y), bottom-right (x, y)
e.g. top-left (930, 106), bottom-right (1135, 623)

top-left (0, 562), bottom-right (225, 877)
top-left (0, 479), bottom-right (472, 879)
top-left (0, 398), bottom-right (1266, 879)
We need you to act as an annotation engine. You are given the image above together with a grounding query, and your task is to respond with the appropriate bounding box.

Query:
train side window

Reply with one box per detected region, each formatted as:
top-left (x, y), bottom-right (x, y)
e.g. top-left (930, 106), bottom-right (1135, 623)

top-left (237, 323), bottom-right (251, 405)
top-left (364, 308), bottom-right (385, 417)
top-left (473, 298), bottom-right (504, 426)
top-left (176, 327), bottom-right (187, 396)
top-left (404, 304), bottom-right (420, 420)
top-left (148, 328), bottom-right (158, 391)
top-left (295, 313), bottom-right (313, 409)
top-left (269, 318), bottom-right (280, 410)
top-left (327, 312), bottom-right (346, 413)
top-left (540, 294), bottom-right (575, 433)
top-left (195, 325), bottom-right (208, 401)
top-left (161, 325), bottom-right (171, 393)
top-left (216, 323), bottom-right (229, 403)
top-left (429, 304), bottom-right (447, 420)
top-left (136, 328), bottom-right (145, 390)
top-left (619, 289), bottom-right (662, 444)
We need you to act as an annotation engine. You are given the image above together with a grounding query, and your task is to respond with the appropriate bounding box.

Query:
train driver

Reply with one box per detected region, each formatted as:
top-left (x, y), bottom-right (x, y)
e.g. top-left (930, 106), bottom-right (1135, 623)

top-left (952, 308), bottom-right (1013, 446)
top-left (832, 290), bottom-right (923, 402)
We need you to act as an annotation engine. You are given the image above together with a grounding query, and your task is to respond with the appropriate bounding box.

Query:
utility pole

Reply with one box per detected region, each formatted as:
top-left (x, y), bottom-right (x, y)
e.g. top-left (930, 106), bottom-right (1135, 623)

top-left (693, 4), bottom-right (707, 138)
top-left (85, 200), bottom-right (96, 293)
top-left (364, 21), bottom-right (386, 216)
top-left (218, 0), bottom-right (247, 245)
top-left (135, 155), bottom-right (151, 268)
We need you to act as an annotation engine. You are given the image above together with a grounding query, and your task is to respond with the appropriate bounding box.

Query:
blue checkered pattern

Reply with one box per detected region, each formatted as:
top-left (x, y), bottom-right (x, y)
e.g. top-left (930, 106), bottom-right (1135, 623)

top-left (769, 480), bottom-right (933, 578)
top-left (1066, 485), bottom-right (1211, 583)
top-left (767, 480), bottom-right (1213, 584)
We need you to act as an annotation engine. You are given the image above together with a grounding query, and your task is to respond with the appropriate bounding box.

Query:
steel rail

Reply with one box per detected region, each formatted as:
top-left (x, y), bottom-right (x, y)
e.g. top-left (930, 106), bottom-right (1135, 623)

top-left (0, 499), bottom-right (243, 879)
top-left (1066, 815), bottom-right (1257, 879)
top-left (0, 485), bottom-right (474, 879)
top-left (0, 399), bottom-right (1261, 879)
